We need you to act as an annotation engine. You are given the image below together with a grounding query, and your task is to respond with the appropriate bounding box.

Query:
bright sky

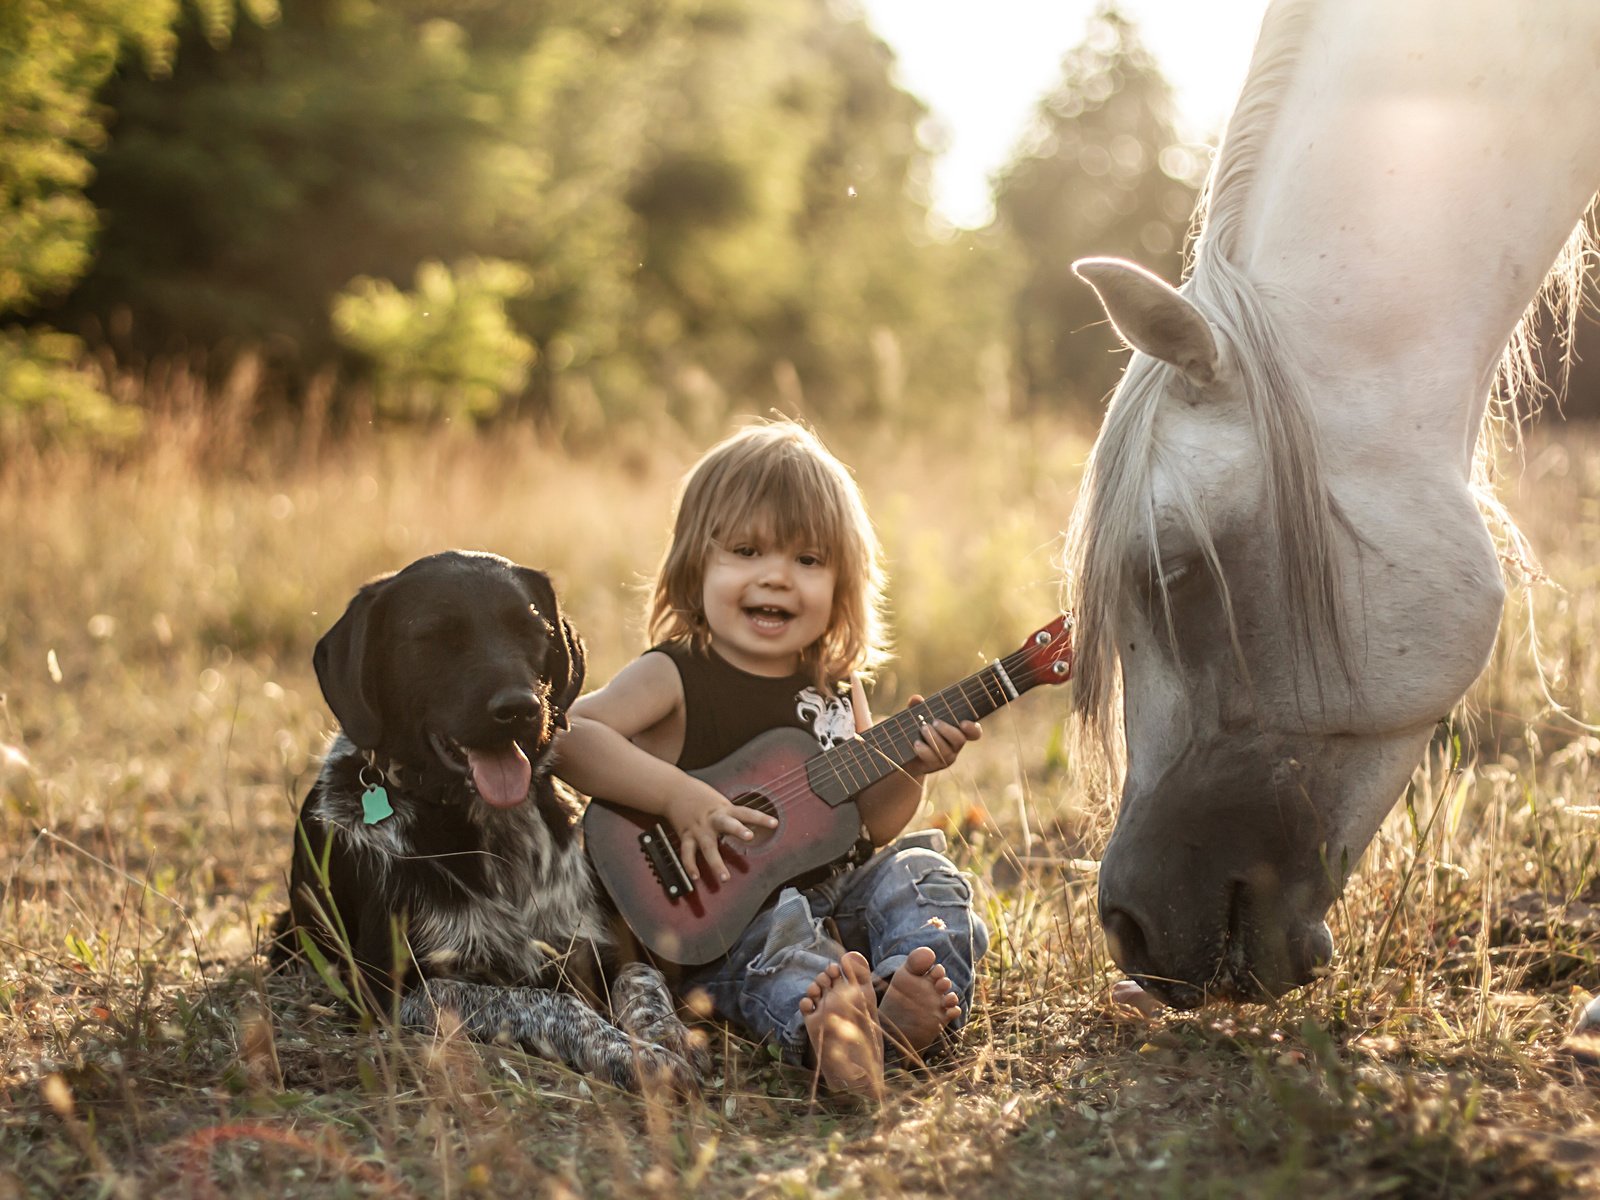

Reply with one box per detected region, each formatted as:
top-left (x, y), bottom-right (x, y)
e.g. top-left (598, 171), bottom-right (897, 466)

top-left (856, 0), bottom-right (1272, 227)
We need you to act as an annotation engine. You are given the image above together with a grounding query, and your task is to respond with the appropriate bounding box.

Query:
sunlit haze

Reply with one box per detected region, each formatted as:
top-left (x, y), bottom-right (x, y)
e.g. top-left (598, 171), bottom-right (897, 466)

top-left (857, 0), bottom-right (1272, 227)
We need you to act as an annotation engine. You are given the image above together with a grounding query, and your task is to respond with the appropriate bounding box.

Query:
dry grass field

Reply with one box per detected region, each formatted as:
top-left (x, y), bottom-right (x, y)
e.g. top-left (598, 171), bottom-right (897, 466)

top-left (3, 406), bottom-right (1599, 1198)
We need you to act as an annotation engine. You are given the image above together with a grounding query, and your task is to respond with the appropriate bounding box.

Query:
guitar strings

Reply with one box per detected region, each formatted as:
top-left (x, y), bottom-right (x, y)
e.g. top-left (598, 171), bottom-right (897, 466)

top-left (723, 673), bottom-right (998, 816)
top-left (714, 640), bottom-right (1061, 819)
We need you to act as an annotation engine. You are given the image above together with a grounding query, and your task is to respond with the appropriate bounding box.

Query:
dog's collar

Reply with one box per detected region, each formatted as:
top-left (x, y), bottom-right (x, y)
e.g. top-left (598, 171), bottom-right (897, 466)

top-left (358, 749), bottom-right (407, 790)
top-left (352, 746), bottom-right (479, 809)
top-left (350, 742), bottom-right (552, 808)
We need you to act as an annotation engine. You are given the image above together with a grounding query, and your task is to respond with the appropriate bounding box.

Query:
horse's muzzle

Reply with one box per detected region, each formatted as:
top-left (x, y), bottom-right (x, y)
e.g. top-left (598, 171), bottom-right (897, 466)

top-left (1101, 895), bottom-right (1333, 1008)
top-left (1096, 735), bottom-right (1341, 1008)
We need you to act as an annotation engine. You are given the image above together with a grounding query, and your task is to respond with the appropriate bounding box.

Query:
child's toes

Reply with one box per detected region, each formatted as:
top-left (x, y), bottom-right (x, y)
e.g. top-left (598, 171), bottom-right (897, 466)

top-left (903, 945), bottom-right (938, 976)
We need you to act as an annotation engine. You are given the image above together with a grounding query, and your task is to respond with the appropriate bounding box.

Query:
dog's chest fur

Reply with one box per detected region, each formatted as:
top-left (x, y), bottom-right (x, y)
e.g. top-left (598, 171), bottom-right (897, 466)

top-left (312, 737), bottom-right (610, 987)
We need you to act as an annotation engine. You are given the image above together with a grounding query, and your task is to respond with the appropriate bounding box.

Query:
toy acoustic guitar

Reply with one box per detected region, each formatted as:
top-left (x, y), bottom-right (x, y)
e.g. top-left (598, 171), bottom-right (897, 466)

top-left (583, 615), bottom-right (1074, 965)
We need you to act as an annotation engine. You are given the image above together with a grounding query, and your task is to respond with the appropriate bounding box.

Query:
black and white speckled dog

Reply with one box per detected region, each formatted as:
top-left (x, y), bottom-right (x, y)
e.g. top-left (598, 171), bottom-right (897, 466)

top-left (275, 551), bottom-right (700, 1093)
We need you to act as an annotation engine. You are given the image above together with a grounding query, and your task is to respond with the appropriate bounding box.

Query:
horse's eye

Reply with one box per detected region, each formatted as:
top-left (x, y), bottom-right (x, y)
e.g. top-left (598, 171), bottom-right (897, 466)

top-left (1158, 559), bottom-right (1197, 591)
top-left (1140, 553), bottom-right (1204, 610)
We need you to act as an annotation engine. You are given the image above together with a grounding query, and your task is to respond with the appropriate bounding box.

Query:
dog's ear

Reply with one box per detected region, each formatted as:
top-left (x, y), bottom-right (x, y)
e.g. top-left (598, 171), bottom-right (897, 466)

top-left (313, 576), bottom-right (390, 749)
top-left (553, 615), bottom-right (587, 724)
top-left (514, 566), bottom-right (587, 727)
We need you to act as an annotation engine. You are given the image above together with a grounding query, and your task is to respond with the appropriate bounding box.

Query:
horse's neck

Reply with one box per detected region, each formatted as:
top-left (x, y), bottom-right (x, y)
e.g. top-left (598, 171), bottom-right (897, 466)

top-left (1236, 0), bottom-right (1600, 453)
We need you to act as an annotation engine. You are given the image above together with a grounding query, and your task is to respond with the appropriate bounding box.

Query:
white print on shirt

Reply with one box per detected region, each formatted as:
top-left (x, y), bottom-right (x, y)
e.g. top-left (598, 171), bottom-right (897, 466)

top-left (796, 686), bottom-right (856, 750)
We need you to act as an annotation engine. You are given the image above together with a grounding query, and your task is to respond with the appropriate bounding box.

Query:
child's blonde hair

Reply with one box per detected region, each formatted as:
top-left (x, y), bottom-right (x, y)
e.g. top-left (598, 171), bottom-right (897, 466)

top-left (648, 420), bottom-right (888, 686)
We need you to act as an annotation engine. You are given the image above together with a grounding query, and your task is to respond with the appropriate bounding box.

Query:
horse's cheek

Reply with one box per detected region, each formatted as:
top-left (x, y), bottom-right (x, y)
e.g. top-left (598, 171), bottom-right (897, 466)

top-left (1344, 502), bottom-right (1505, 730)
top-left (1120, 639), bottom-right (1193, 795)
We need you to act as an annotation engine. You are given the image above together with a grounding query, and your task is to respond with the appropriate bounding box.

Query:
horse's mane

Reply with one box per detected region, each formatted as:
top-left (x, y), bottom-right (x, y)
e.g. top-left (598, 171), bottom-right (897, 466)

top-left (1474, 207), bottom-right (1596, 578)
top-left (1062, 0), bottom-right (1595, 785)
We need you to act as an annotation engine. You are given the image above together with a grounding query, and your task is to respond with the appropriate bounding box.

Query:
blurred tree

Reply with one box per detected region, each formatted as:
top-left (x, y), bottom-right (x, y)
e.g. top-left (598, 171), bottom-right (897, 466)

top-left (993, 3), bottom-right (1200, 414)
top-left (42, 0), bottom-right (1002, 431)
top-left (546, 0), bottom-right (1011, 430)
top-left (53, 0), bottom-right (531, 371)
top-left (618, 0), bottom-right (981, 426)
top-left (332, 257), bottom-right (534, 423)
top-left (1, 0), bottom-right (175, 317)
top-left (776, 4), bottom-right (1010, 423)
top-left (0, 328), bottom-right (142, 445)
top-left (0, 0), bottom-right (270, 444)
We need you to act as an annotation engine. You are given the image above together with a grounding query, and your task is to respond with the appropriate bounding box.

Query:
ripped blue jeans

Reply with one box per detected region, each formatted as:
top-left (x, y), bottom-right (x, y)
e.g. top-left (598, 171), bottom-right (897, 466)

top-left (677, 830), bottom-right (989, 1063)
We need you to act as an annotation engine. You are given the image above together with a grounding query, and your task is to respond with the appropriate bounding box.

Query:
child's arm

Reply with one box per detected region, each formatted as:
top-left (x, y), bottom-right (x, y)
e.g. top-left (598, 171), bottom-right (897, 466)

top-left (554, 654), bottom-right (777, 883)
top-left (849, 675), bottom-right (981, 847)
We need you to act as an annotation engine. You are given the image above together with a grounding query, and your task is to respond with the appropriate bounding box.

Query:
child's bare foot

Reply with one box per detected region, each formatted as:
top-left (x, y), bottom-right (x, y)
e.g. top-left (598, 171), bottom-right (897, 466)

top-left (798, 952), bottom-right (884, 1100)
top-left (878, 945), bottom-right (960, 1058)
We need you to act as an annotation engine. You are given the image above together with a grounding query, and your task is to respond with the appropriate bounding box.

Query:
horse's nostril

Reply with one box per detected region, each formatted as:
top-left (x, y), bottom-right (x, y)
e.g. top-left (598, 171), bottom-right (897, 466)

top-left (490, 687), bottom-right (538, 724)
top-left (1290, 920), bottom-right (1334, 979)
top-left (1102, 907), bottom-right (1150, 974)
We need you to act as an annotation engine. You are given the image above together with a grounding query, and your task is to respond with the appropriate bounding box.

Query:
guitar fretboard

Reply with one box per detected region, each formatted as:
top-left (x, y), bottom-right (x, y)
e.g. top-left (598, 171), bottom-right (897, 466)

top-left (804, 659), bottom-right (1030, 804)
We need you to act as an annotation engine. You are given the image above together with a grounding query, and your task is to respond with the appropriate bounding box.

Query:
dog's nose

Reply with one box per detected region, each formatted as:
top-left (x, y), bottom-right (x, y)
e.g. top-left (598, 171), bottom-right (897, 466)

top-left (489, 686), bottom-right (539, 725)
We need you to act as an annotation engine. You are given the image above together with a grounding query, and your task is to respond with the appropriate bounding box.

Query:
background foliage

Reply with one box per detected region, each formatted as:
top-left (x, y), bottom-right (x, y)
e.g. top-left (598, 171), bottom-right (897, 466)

top-left (2, 0), bottom-right (1228, 443)
top-left (993, 8), bottom-right (1200, 410)
top-left (9, 0), bottom-right (1599, 444)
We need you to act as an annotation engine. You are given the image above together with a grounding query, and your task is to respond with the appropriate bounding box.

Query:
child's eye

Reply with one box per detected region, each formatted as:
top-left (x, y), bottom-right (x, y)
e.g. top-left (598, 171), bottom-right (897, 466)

top-left (797, 552), bottom-right (826, 568)
top-left (732, 544), bottom-right (759, 558)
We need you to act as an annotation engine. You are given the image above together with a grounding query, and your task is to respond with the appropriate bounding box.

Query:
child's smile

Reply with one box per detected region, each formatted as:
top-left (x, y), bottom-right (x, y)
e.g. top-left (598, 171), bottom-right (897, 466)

top-left (702, 536), bottom-right (836, 676)
top-left (744, 602), bottom-right (795, 631)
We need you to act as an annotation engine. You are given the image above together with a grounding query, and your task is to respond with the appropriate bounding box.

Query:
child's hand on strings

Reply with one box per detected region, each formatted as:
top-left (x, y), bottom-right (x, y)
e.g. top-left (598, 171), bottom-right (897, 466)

top-left (664, 781), bottom-right (776, 883)
top-left (850, 673), bottom-right (980, 779)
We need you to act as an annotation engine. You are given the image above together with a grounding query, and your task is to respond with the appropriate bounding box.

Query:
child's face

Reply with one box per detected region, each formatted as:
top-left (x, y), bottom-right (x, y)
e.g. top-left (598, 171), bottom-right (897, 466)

top-left (700, 529), bottom-right (838, 677)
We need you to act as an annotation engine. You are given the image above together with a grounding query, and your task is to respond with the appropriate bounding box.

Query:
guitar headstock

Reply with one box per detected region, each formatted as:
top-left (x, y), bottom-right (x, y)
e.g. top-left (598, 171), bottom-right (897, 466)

top-left (1008, 613), bottom-right (1075, 689)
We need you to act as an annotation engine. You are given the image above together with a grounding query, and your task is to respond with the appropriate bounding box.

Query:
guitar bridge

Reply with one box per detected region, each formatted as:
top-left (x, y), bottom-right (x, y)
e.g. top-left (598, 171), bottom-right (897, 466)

top-left (640, 823), bottom-right (695, 900)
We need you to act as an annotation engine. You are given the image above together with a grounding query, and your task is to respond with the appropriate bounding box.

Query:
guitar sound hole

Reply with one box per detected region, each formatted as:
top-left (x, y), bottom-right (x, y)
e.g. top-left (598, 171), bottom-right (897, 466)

top-left (730, 792), bottom-right (780, 849)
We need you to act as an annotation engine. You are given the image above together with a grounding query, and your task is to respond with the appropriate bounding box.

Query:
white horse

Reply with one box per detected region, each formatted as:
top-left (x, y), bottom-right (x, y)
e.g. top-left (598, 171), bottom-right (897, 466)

top-left (1067, 0), bottom-right (1600, 1006)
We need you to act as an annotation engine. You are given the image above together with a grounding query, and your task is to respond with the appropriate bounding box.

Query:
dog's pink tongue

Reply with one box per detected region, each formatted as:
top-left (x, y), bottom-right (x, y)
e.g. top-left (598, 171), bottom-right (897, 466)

top-left (467, 743), bottom-right (532, 808)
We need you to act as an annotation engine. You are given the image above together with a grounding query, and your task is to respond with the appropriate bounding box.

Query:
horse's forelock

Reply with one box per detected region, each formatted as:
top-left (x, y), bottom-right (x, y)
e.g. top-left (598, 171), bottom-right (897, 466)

top-left (1063, 355), bottom-right (1162, 786)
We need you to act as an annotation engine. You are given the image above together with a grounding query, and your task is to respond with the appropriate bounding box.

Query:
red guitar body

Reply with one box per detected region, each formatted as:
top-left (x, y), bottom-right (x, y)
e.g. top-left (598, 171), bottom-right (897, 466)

top-left (584, 728), bottom-right (861, 966)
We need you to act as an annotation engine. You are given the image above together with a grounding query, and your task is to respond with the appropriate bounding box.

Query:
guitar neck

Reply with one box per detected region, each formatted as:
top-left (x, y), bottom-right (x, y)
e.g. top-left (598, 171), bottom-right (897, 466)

top-left (805, 658), bottom-right (1034, 805)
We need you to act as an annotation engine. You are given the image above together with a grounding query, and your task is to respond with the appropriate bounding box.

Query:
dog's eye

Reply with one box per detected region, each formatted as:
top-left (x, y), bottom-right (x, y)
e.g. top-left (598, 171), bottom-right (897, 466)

top-left (512, 604), bottom-right (554, 639)
top-left (409, 616), bottom-right (466, 645)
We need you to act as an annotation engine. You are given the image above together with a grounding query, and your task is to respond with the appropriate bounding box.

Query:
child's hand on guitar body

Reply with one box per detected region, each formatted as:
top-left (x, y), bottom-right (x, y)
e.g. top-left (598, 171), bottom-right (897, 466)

top-left (662, 778), bottom-right (779, 883)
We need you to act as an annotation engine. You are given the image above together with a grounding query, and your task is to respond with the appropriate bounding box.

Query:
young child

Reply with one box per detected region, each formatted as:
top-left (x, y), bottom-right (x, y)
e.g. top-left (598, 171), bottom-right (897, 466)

top-left (556, 421), bottom-right (989, 1099)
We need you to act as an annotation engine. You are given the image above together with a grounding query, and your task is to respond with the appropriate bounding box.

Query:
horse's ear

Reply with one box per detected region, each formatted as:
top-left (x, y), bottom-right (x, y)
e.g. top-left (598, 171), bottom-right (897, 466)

top-left (313, 576), bottom-right (391, 750)
top-left (1074, 257), bottom-right (1220, 387)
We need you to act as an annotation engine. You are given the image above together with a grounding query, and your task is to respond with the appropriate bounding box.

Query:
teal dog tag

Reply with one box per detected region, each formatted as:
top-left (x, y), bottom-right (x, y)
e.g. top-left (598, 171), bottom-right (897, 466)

top-left (361, 783), bottom-right (394, 825)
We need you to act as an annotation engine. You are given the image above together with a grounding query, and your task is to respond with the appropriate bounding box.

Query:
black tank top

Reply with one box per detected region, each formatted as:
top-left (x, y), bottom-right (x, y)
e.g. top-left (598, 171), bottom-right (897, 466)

top-left (648, 641), bottom-right (856, 770)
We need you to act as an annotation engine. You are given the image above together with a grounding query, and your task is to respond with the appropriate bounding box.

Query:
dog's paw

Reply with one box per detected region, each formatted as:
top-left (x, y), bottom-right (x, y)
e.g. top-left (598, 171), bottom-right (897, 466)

top-left (611, 1043), bottom-right (702, 1098)
top-left (653, 1021), bottom-right (712, 1080)
top-left (610, 964), bottom-right (708, 1082)
top-left (686, 1028), bottom-right (713, 1078)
